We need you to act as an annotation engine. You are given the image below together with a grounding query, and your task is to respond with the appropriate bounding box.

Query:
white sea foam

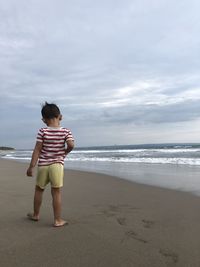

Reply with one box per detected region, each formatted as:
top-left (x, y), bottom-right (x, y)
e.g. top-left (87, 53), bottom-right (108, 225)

top-left (64, 157), bottom-right (200, 166)
top-left (3, 154), bottom-right (200, 166)
top-left (2, 145), bottom-right (200, 195)
top-left (1, 145), bottom-right (200, 166)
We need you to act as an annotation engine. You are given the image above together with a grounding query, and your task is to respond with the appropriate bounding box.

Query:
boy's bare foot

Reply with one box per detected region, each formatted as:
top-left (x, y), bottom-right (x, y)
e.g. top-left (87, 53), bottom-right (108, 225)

top-left (53, 219), bottom-right (68, 227)
top-left (27, 213), bottom-right (39, 221)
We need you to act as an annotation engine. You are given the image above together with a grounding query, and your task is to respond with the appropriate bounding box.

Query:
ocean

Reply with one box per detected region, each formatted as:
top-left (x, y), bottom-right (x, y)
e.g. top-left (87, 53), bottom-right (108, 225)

top-left (1, 143), bottom-right (200, 195)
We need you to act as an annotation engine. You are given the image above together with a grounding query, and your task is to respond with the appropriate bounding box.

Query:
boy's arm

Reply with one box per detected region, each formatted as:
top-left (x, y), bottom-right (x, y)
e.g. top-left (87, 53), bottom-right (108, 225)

top-left (26, 141), bottom-right (43, 176)
top-left (65, 140), bottom-right (75, 155)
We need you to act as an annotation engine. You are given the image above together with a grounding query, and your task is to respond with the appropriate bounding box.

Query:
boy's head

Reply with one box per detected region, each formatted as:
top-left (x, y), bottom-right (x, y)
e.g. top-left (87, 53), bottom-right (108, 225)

top-left (41, 102), bottom-right (61, 120)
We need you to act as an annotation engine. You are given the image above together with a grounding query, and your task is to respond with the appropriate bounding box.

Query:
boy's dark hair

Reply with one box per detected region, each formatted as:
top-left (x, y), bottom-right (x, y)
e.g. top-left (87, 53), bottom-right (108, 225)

top-left (41, 102), bottom-right (61, 119)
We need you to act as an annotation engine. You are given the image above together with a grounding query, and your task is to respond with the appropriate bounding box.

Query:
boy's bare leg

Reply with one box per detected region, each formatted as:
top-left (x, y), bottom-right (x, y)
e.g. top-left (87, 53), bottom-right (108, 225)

top-left (51, 187), bottom-right (67, 227)
top-left (33, 185), bottom-right (44, 218)
top-left (27, 185), bottom-right (44, 221)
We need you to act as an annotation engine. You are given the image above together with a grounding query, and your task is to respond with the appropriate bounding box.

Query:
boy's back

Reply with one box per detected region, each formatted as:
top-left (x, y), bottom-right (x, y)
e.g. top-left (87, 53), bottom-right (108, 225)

top-left (37, 127), bottom-right (73, 166)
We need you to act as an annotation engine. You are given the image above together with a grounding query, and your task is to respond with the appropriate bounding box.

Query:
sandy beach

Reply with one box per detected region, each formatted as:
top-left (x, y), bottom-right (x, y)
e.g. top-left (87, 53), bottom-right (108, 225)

top-left (0, 159), bottom-right (200, 267)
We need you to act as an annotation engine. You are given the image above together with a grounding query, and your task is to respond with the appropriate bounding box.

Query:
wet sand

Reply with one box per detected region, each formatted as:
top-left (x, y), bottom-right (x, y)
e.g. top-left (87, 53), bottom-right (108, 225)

top-left (0, 159), bottom-right (200, 266)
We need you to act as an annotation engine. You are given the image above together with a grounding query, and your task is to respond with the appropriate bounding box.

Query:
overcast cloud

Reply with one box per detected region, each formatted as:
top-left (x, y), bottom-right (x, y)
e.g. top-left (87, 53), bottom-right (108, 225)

top-left (0, 0), bottom-right (200, 148)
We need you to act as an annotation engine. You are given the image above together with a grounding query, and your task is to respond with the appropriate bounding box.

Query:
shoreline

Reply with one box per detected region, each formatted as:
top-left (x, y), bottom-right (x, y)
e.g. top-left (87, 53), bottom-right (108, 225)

top-left (1, 158), bottom-right (200, 266)
top-left (65, 160), bottom-right (200, 197)
top-left (2, 157), bottom-right (200, 197)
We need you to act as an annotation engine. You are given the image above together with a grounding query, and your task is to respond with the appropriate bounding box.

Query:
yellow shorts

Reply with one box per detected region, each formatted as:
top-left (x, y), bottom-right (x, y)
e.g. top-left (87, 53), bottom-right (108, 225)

top-left (36, 163), bottom-right (64, 189)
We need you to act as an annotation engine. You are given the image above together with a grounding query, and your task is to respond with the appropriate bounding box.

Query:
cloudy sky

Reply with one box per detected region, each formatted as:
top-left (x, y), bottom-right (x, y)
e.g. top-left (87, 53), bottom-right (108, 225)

top-left (0, 0), bottom-right (200, 148)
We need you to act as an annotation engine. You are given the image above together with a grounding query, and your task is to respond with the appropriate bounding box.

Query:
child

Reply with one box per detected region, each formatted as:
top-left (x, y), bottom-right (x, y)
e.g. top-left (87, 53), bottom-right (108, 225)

top-left (26, 102), bottom-right (74, 227)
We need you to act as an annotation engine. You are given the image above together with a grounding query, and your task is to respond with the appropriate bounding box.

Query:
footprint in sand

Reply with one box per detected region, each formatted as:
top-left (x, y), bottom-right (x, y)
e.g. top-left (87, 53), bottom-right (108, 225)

top-left (95, 204), bottom-right (140, 227)
top-left (142, 219), bottom-right (155, 228)
top-left (94, 204), bottom-right (139, 214)
top-left (159, 249), bottom-right (179, 264)
top-left (96, 204), bottom-right (120, 218)
top-left (108, 205), bottom-right (121, 213)
top-left (122, 230), bottom-right (148, 244)
top-left (116, 217), bottom-right (126, 226)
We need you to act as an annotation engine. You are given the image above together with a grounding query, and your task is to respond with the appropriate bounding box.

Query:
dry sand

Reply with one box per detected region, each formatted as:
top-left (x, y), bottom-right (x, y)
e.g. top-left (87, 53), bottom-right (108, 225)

top-left (0, 159), bottom-right (200, 267)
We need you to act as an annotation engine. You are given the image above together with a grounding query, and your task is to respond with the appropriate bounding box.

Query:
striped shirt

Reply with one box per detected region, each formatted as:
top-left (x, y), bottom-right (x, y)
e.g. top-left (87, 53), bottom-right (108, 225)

top-left (36, 127), bottom-right (74, 166)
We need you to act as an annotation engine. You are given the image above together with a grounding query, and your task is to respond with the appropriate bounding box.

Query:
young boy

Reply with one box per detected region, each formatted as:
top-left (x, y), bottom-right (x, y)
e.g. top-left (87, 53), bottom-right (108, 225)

top-left (26, 102), bottom-right (74, 227)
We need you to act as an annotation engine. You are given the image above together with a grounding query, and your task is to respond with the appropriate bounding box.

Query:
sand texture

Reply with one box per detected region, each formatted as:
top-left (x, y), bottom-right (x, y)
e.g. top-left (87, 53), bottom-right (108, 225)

top-left (0, 159), bottom-right (200, 267)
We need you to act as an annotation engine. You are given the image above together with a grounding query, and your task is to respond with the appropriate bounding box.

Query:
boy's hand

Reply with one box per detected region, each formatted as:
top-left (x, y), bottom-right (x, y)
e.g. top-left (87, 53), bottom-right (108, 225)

top-left (64, 149), bottom-right (69, 156)
top-left (65, 140), bottom-right (74, 156)
top-left (27, 167), bottom-right (34, 177)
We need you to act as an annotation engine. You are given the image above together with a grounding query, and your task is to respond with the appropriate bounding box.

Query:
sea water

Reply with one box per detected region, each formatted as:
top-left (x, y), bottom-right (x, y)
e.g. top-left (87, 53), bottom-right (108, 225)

top-left (1, 143), bottom-right (200, 195)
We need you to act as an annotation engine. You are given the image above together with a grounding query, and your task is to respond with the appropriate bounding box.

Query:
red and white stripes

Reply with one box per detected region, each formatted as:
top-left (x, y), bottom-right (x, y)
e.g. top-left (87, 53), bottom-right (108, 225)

top-left (36, 127), bottom-right (74, 166)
